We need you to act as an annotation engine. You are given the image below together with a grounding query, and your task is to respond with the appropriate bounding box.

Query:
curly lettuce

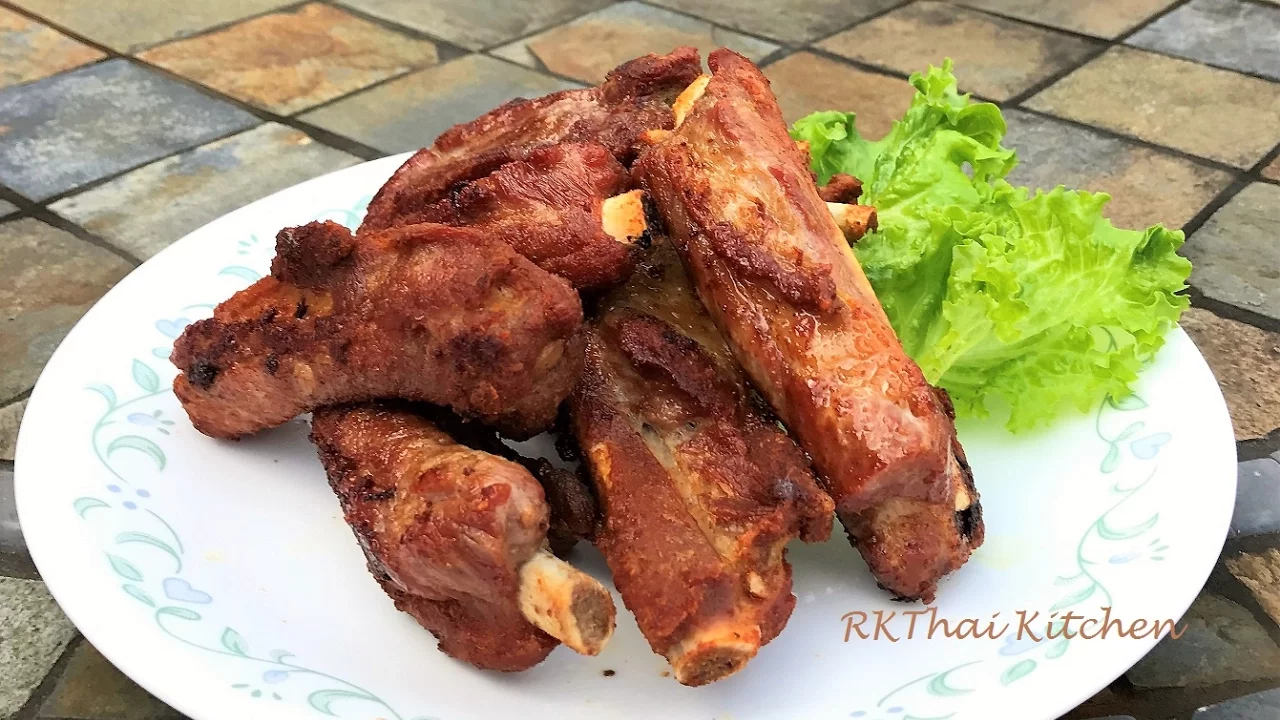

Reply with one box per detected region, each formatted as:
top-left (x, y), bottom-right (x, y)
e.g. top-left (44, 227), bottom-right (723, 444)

top-left (792, 60), bottom-right (1191, 431)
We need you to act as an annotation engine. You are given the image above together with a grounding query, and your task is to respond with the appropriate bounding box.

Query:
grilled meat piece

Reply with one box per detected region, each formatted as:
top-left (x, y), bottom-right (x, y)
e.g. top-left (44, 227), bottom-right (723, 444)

top-left (171, 221), bottom-right (583, 440)
top-left (570, 240), bottom-right (833, 685)
top-left (311, 403), bottom-right (616, 670)
top-left (634, 50), bottom-right (982, 603)
top-left (360, 48), bottom-right (701, 235)
top-left (411, 142), bottom-right (648, 290)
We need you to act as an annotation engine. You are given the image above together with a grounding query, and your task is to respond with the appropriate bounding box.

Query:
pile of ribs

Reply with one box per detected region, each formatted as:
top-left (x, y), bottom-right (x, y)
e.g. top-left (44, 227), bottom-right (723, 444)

top-left (171, 46), bottom-right (984, 686)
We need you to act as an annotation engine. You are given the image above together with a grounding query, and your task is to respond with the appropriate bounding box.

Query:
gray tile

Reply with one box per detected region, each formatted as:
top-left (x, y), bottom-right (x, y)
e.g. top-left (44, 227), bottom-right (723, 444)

top-left (1128, 0), bottom-right (1280, 82)
top-left (646, 0), bottom-right (899, 44)
top-left (491, 1), bottom-right (778, 85)
top-left (1184, 183), bottom-right (1280, 322)
top-left (0, 59), bottom-right (258, 201)
top-left (15, 0), bottom-right (295, 53)
top-left (0, 468), bottom-right (19, 558)
top-left (1002, 109), bottom-right (1233, 231)
top-left (0, 219), bottom-right (134, 401)
top-left (1194, 687), bottom-right (1280, 720)
top-left (302, 54), bottom-right (580, 154)
top-left (0, 577), bottom-right (77, 716)
top-left (0, 200), bottom-right (16, 218)
top-left (1126, 592), bottom-right (1280, 688)
top-left (38, 643), bottom-right (183, 720)
top-left (0, 466), bottom-right (35, 579)
top-left (1179, 309), bottom-right (1280, 441)
top-left (52, 124), bottom-right (359, 260)
top-left (1231, 459), bottom-right (1280, 538)
top-left (0, 399), bottom-right (25, 463)
top-left (338, 0), bottom-right (612, 50)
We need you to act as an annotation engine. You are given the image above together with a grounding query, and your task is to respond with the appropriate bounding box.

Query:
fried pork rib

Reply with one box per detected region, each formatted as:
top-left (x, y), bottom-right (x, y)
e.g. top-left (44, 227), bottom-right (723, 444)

top-left (360, 48), bottom-right (701, 235)
top-left (411, 142), bottom-right (649, 290)
top-left (311, 404), bottom-right (615, 671)
top-left (570, 240), bottom-right (833, 686)
top-left (635, 50), bottom-right (983, 602)
top-left (171, 221), bottom-right (583, 440)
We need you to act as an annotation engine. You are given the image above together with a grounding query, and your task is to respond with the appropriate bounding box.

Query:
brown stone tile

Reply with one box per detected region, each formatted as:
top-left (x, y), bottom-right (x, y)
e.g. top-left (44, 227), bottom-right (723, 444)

top-left (16, 0), bottom-right (294, 52)
top-left (1183, 183), bottom-right (1280, 323)
top-left (647, 0), bottom-right (900, 44)
top-left (138, 3), bottom-right (438, 115)
top-left (1264, 156), bottom-right (1280, 183)
top-left (0, 399), bottom-right (25, 462)
top-left (763, 52), bottom-right (914, 138)
top-left (1228, 549), bottom-right (1280, 628)
top-left (52, 123), bottom-right (359, 259)
top-left (0, 7), bottom-right (103, 89)
top-left (1026, 47), bottom-right (1280, 169)
top-left (818, 1), bottom-right (1100, 102)
top-left (1178, 308), bottom-right (1280, 441)
top-left (302, 54), bottom-right (579, 153)
top-left (1002, 109), bottom-right (1234, 230)
top-left (947, 0), bottom-right (1179, 39)
top-left (490, 1), bottom-right (777, 85)
top-left (38, 643), bottom-right (182, 719)
top-left (338, 0), bottom-right (611, 50)
top-left (0, 219), bottom-right (133, 401)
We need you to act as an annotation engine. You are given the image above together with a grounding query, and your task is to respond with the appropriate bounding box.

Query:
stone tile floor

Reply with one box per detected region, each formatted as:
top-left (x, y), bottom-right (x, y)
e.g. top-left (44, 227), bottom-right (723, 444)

top-left (0, 0), bottom-right (1275, 718)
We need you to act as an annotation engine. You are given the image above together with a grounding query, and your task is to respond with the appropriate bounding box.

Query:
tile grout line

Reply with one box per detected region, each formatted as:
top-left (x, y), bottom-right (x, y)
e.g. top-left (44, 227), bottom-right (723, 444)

top-left (482, 53), bottom-right (589, 89)
top-left (1188, 285), bottom-right (1280, 336)
top-left (0, 388), bottom-right (33, 413)
top-left (319, 0), bottom-right (473, 59)
top-left (10, 633), bottom-right (84, 720)
top-left (1237, 428), bottom-right (1280, 463)
top-left (28, 205), bottom-right (144, 266)
top-left (1178, 142), bottom-right (1280, 244)
top-left (628, 0), bottom-right (802, 49)
top-left (1009, 106), bottom-right (1243, 176)
top-left (34, 123), bottom-right (273, 208)
top-left (805, 0), bottom-right (919, 49)
top-left (1001, 42), bottom-right (1110, 108)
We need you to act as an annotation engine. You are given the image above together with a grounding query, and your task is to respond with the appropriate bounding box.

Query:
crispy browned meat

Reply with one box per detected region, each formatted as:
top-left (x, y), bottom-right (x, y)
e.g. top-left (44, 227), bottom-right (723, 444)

top-left (409, 142), bottom-right (644, 290)
top-left (311, 404), bottom-right (615, 671)
top-left (312, 404), bottom-right (554, 670)
top-left (634, 50), bottom-right (982, 602)
top-left (360, 48), bottom-right (701, 235)
top-left (171, 221), bottom-right (583, 440)
top-left (816, 173), bottom-right (862, 204)
top-left (570, 240), bottom-right (833, 685)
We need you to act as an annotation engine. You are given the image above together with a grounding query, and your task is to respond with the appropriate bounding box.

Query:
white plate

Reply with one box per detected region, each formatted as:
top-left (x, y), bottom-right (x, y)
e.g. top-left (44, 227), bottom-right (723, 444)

top-left (15, 156), bottom-right (1237, 720)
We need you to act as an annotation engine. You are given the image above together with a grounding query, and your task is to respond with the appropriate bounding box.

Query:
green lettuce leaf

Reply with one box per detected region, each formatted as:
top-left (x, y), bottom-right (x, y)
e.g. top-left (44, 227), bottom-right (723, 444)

top-left (791, 60), bottom-right (1191, 430)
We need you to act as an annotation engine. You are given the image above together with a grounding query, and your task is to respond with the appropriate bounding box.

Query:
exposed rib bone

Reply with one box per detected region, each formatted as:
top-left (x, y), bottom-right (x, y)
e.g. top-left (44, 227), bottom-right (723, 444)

top-left (602, 190), bottom-right (648, 245)
top-left (673, 74), bottom-right (711, 127)
top-left (827, 202), bottom-right (878, 243)
top-left (518, 548), bottom-right (616, 656)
